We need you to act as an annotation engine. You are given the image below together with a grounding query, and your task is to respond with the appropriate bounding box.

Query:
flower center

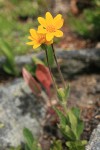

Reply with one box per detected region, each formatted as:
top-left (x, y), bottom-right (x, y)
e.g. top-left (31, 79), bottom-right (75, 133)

top-left (46, 25), bottom-right (56, 32)
top-left (38, 34), bottom-right (45, 43)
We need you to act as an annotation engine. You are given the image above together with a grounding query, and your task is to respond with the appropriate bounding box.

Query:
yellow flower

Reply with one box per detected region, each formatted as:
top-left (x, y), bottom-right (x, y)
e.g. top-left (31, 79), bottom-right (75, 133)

top-left (27, 29), bottom-right (52, 49)
top-left (37, 12), bottom-right (64, 41)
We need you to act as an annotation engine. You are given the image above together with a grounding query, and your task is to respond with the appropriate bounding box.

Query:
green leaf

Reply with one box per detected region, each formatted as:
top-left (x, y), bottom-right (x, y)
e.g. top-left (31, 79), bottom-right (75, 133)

top-left (66, 140), bottom-right (87, 150)
top-left (53, 107), bottom-right (77, 140)
top-left (67, 110), bottom-right (78, 139)
top-left (54, 107), bottom-right (78, 140)
top-left (77, 120), bottom-right (84, 139)
top-left (60, 124), bottom-right (76, 140)
top-left (32, 141), bottom-right (41, 150)
top-left (23, 128), bottom-right (42, 150)
top-left (3, 64), bottom-right (14, 75)
top-left (23, 128), bottom-right (34, 150)
top-left (57, 88), bottom-right (66, 103)
top-left (25, 144), bottom-right (30, 150)
top-left (0, 39), bottom-right (19, 75)
top-left (71, 107), bottom-right (80, 119)
top-left (50, 140), bottom-right (63, 150)
top-left (46, 45), bottom-right (54, 67)
top-left (53, 106), bottom-right (67, 125)
top-left (0, 39), bottom-right (14, 62)
top-left (65, 84), bottom-right (70, 99)
top-left (71, 107), bottom-right (84, 139)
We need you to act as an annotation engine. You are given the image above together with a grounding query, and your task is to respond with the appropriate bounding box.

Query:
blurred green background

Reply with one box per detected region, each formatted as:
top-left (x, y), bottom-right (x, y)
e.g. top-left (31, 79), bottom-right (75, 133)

top-left (0, 0), bottom-right (49, 55)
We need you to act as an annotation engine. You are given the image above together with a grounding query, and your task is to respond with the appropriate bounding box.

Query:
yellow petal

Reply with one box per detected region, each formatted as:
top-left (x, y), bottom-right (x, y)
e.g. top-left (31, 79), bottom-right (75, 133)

top-left (46, 33), bottom-right (54, 41)
top-left (33, 43), bottom-right (41, 49)
top-left (55, 18), bottom-right (64, 29)
top-left (28, 36), bottom-right (33, 40)
top-left (38, 25), bottom-right (47, 34)
top-left (26, 41), bottom-right (34, 45)
top-left (38, 17), bottom-right (46, 27)
top-left (46, 12), bottom-right (53, 22)
top-left (46, 40), bottom-right (53, 45)
top-left (30, 29), bottom-right (37, 38)
top-left (54, 30), bottom-right (63, 37)
top-left (54, 14), bottom-right (62, 22)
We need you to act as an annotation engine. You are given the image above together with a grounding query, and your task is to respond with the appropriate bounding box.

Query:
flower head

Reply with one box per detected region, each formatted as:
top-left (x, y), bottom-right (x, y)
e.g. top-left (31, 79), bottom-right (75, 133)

top-left (37, 12), bottom-right (64, 41)
top-left (27, 29), bottom-right (52, 49)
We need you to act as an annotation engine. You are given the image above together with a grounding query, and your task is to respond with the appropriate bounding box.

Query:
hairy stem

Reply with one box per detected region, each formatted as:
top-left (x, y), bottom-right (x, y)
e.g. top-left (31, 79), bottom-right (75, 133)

top-left (52, 44), bottom-right (66, 89)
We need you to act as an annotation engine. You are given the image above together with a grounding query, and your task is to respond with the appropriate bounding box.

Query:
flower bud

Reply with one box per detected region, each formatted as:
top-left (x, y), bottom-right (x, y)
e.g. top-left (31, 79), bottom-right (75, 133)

top-left (57, 85), bottom-right (70, 104)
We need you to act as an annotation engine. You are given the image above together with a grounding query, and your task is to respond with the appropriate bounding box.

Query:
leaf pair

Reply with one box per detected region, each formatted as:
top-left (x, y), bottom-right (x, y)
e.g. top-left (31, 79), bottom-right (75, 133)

top-left (22, 63), bottom-right (52, 96)
top-left (54, 107), bottom-right (85, 142)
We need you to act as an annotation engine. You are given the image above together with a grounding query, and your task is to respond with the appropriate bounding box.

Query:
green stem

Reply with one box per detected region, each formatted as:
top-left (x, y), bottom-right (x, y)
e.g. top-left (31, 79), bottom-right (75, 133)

top-left (51, 44), bottom-right (66, 89)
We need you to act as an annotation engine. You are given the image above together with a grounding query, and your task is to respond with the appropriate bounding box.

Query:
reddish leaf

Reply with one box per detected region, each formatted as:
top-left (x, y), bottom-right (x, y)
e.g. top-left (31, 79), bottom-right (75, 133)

top-left (22, 68), bottom-right (41, 95)
top-left (36, 64), bottom-right (52, 96)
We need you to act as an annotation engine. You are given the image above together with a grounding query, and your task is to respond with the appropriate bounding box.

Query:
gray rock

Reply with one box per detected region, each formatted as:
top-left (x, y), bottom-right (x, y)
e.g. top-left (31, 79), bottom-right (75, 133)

top-left (86, 124), bottom-right (100, 150)
top-left (0, 78), bottom-right (46, 148)
top-left (0, 48), bottom-right (100, 77)
top-left (56, 48), bottom-right (100, 75)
